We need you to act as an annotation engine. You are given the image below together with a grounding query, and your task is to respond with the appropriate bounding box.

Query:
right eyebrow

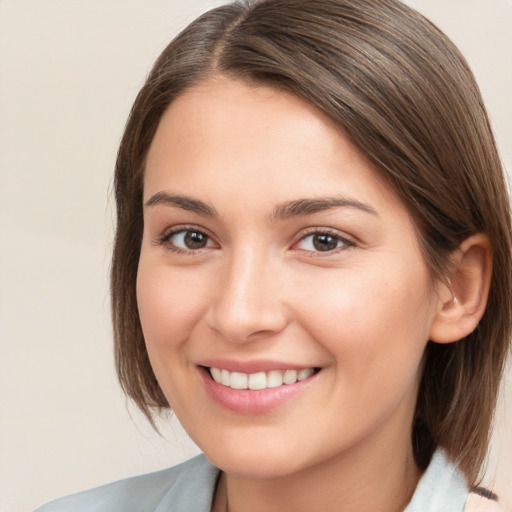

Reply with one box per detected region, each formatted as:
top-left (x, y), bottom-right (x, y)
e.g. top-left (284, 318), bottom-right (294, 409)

top-left (144, 192), bottom-right (219, 217)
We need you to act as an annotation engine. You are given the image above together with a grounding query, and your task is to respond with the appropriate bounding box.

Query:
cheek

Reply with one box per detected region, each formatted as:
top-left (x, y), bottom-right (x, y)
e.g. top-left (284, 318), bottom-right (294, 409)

top-left (297, 262), bottom-right (434, 379)
top-left (136, 262), bottom-right (209, 356)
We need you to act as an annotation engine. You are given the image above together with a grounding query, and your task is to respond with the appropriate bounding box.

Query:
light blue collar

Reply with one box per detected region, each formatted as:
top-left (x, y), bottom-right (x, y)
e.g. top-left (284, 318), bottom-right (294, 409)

top-left (405, 450), bottom-right (468, 511)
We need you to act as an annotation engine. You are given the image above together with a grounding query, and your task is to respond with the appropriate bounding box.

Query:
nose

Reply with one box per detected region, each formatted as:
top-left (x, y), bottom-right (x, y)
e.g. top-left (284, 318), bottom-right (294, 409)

top-left (206, 247), bottom-right (289, 344)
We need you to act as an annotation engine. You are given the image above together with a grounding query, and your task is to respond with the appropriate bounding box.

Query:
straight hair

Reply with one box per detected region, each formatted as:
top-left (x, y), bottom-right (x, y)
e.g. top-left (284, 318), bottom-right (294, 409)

top-left (111, 0), bottom-right (512, 484)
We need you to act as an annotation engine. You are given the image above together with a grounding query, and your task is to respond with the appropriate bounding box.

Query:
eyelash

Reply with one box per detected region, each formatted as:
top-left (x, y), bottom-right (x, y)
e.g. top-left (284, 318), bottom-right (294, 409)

top-left (155, 226), bottom-right (355, 256)
top-left (156, 225), bottom-right (215, 255)
top-left (292, 228), bottom-right (355, 257)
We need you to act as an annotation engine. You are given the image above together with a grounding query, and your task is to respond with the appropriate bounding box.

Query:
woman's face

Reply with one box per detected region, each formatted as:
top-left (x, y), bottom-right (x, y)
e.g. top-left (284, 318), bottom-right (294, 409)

top-left (137, 78), bottom-right (439, 478)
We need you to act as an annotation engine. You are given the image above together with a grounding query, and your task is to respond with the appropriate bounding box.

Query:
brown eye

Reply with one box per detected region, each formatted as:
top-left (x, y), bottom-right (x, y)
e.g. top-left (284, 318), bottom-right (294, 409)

top-left (295, 231), bottom-right (353, 253)
top-left (163, 229), bottom-right (213, 251)
top-left (183, 231), bottom-right (208, 249)
top-left (312, 233), bottom-right (339, 251)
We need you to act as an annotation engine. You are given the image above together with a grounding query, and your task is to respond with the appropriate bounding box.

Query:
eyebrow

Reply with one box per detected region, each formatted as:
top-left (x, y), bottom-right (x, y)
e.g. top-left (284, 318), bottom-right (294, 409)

top-left (144, 191), bottom-right (378, 219)
top-left (271, 196), bottom-right (378, 220)
top-left (144, 192), bottom-right (218, 216)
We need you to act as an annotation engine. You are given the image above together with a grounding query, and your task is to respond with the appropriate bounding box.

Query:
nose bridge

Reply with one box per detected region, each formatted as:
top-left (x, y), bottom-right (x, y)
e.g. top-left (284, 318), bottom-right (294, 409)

top-left (209, 244), bottom-right (286, 343)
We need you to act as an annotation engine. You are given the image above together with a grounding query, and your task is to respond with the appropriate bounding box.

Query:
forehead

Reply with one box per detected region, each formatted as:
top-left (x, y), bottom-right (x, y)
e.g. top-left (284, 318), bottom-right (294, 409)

top-left (145, 78), bottom-right (352, 178)
top-left (143, 77), bottom-right (409, 225)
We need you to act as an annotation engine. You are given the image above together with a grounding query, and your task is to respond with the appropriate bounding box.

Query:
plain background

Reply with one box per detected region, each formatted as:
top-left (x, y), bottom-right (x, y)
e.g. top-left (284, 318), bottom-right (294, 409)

top-left (0, 1), bottom-right (510, 511)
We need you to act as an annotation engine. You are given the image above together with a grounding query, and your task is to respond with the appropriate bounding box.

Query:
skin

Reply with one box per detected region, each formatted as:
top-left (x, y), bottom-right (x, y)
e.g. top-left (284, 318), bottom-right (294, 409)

top-left (137, 77), bottom-right (446, 512)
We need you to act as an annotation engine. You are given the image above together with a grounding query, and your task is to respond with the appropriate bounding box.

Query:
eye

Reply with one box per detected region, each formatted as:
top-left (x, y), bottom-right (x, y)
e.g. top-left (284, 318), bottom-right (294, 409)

top-left (161, 228), bottom-right (215, 251)
top-left (295, 231), bottom-right (353, 253)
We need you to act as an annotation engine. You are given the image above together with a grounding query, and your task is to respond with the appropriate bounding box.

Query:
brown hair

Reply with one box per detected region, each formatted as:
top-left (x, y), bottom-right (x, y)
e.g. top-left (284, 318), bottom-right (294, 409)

top-left (111, 0), bottom-right (511, 484)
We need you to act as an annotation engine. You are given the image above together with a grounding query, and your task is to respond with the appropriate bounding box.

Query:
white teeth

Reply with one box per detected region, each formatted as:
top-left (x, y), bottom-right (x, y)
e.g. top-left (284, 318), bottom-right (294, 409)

top-left (221, 369), bottom-right (231, 386)
top-left (230, 372), bottom-right (248, 389)
top-left (248, 372), bottom-right (267, 390)
top-left (210, 367), bottom-right (222, 382)
top-left (266, 370), bottom-right (283, 388)
top-left (298, 368), bottom-right (315, 381)
top-left (209, 367), bottom-right (316, 390)
top-left (283, 369), bottom-right (298, 385)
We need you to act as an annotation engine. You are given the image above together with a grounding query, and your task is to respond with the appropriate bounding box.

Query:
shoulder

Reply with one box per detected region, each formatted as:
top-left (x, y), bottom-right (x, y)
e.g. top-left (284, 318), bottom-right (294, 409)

top-left (464, 488), bottom-right (511, 512)
top-left (34, 454), bottom-right (220, 512)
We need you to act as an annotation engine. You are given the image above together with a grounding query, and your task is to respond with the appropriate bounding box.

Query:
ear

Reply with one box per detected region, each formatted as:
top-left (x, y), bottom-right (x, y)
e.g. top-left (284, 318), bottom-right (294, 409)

top-left (429, 234), bottom-right (492, 344)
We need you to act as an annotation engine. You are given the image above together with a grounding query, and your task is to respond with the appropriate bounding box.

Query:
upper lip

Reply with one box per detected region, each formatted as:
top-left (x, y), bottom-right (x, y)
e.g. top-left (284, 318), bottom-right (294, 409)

top-left (198, 359), bottom-right (318, 374)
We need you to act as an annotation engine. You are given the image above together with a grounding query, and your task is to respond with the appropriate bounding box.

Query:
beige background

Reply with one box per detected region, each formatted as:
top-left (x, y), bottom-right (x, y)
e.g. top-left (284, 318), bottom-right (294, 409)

top-left (0, 1), bottom-right (510, 511)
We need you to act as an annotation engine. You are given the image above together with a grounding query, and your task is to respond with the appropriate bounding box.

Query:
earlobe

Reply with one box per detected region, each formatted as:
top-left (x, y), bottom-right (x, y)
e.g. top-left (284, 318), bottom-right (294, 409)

top-left (429, 234), bottom-right (492, 344)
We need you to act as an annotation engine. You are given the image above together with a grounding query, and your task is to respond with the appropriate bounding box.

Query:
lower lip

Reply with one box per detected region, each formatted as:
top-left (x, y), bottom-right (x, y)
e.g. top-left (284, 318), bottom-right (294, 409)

top-left (198, 367), bottom-right (318, 414)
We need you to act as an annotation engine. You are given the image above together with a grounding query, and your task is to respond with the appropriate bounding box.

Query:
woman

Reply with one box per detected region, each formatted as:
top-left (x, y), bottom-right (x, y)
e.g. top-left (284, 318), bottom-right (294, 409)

top-left (36, 0), bottom-right (511, 510)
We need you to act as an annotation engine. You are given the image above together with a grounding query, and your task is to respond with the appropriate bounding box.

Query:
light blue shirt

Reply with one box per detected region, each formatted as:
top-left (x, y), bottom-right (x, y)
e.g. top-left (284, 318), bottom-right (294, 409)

top-left (35, 449), bottom-right (469, 512)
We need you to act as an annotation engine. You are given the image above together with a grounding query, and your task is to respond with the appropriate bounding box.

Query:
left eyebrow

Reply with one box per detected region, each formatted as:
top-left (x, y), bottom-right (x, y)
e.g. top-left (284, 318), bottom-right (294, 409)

top-left (271, 196), bottom-right (379, 221)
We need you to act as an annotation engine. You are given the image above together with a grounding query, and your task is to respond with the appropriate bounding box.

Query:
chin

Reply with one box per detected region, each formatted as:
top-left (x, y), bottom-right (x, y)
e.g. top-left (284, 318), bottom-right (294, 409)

top-left (201, 442), bottom-right (310, 480)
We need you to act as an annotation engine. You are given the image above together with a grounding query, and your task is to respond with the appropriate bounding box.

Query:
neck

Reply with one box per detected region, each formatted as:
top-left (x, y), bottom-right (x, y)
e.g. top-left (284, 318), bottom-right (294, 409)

top-left (213, 433), bottom-right (421, 512)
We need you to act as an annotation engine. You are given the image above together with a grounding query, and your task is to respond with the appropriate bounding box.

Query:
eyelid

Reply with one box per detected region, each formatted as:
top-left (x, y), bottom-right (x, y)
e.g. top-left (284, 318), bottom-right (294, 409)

top-left (153, 224), bottom-right (355, 256)
top-left (291, 227), bottom-right (355, 255)
top-left (155, 224), bottom-right (219, 254)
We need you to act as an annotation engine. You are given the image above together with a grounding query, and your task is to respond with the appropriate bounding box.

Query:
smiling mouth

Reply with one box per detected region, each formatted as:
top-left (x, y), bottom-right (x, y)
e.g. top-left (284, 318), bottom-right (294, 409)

top-left (207, 367), bottom-right (320, 390)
